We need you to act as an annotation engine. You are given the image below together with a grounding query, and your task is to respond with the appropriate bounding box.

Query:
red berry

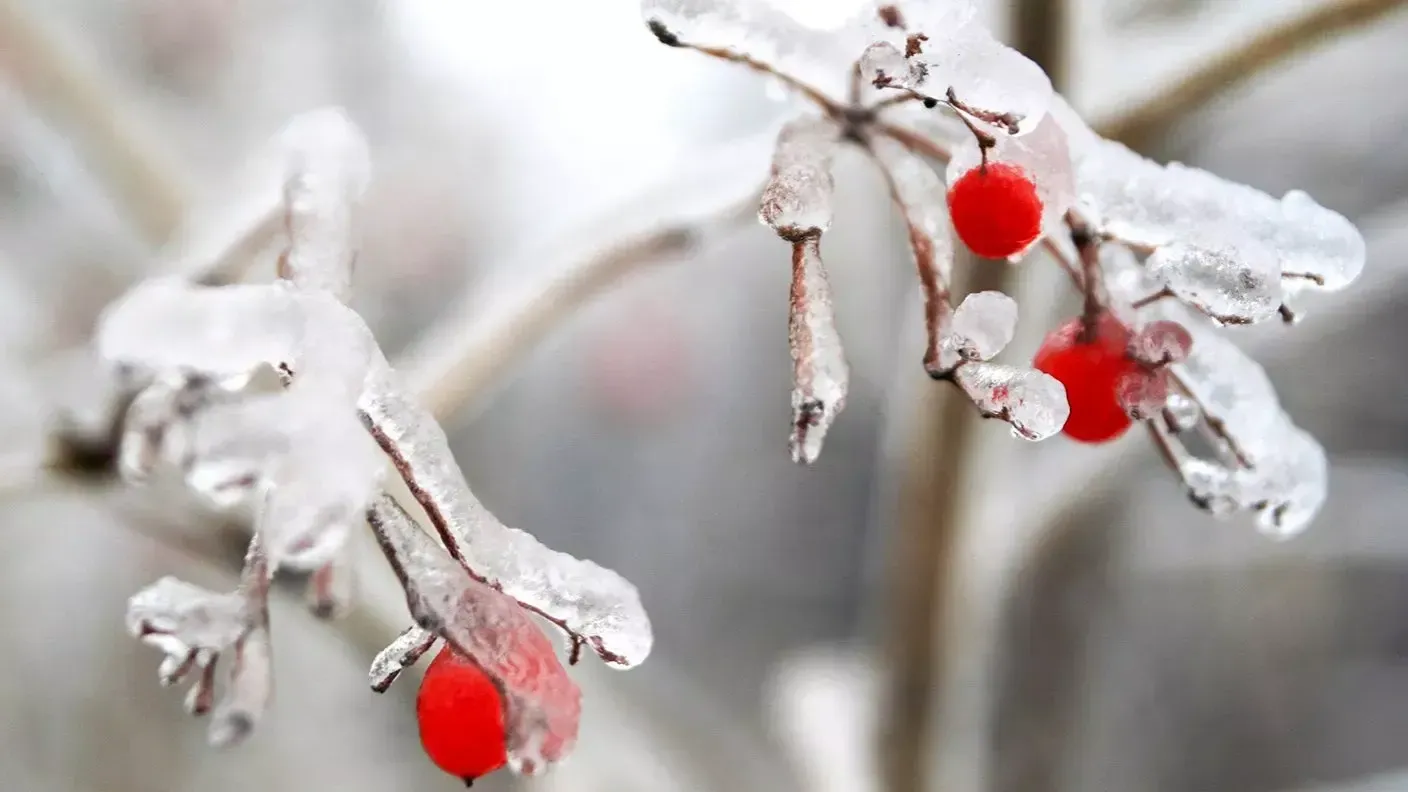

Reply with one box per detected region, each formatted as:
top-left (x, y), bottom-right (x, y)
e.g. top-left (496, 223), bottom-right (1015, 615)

top-left (947, 162), bottom-right (1043, 259)
top-left (1033, 314), bottom-right (1140, 444)
top-left (417, 644), bottom-right (508, 784)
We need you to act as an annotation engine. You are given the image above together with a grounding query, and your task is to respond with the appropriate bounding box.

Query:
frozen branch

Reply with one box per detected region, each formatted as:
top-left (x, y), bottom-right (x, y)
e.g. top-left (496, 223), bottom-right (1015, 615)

top-left (786, 235), bottom-right (849, 464)
top-left (359, 361), bottom-right (653, 667)
top-left (759, 116), bottom-right (851, 464)
top-left (366, 494), bottom-right (580, 775)
top-left (126, 533), bottom-right (272, 747)
top-left (368, 625), bottom-right (436, 693)
top-left (866, 133), bottom-right (954, 373)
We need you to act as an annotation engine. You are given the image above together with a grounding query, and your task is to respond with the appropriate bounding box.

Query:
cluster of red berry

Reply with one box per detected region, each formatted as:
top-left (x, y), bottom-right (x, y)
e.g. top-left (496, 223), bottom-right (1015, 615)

top-left (948, 161), bottom-right (1186, 444)
top-left (411, 162), bottom-right (1184, 788)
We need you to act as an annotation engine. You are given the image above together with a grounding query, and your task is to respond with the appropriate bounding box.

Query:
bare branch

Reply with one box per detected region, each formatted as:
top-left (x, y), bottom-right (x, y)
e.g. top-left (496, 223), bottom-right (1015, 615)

top-left (646, 19), bottom-right (843, 114)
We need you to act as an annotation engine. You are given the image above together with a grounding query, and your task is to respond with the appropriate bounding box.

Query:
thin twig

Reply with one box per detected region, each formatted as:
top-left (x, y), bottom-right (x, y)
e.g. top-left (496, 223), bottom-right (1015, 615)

top-left (1096, 0), bottom-right (1408, 146)
top-left (647, 19), bottom-right (843, 115)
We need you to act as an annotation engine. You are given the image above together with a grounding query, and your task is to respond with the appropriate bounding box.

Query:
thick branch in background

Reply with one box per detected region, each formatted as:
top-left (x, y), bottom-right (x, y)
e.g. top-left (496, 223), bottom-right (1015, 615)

top-left (0, 0), bottom-right (187, 245)
top-left (1096, 0), bottom-right (1408, 148)
top-left (396, 132), bottom-right (771, 423)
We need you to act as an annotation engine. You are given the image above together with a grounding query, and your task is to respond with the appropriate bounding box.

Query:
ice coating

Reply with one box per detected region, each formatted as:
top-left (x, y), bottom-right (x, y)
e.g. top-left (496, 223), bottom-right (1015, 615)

top-left (953, 362), bottom-right (1069, 441)
top-left (869, 133), bottom-right (954, 283)
top-left (1146, 242), bottom-right (1282, 324)
top-left (97, 279), bottom-right (303, 380)
top-left (278, 108), bottom-right (370, 301)
top-left (359, 360), bottom-right (654, 667)
top-left (1051, 95), bottom-right (1365, 320)
top-left (643, 0), bottom-right (1048, 134)
top-left (367, 495), bottom-right (581, 774)
top-left (127, 577), bottom-right (247, 656)
top-left (1153, 301), bottom-right (1328, 535)
top-left (942, 290), bottom-right (1017, 364)
top-left (1098, 236), bottom-right (1331, 533)
top-left (857, 41), bottom-right (925, 90)
top-left (1115, 369), bottom-right (1170, 421)
top-left (126, 546), bottom-right (272, 748)
top-left (786, 235), bottom-right (850, 464)
top-left (642, 0), bottom-right (860, 96)
top-left (1127, 319), bottom-right (1193, 367)
top-left (852, 1), bottom-right (1049, 135)
top-left (760, 115), bottom-right (841, 239)
top-left (912, 22), bottom-right (1051, 135)
top-left (100, 282), bottom-right (386, 568)
top-left (868, 133), bottom-right (954, 372)
top-left (368, 625), bottom-right (436, 692)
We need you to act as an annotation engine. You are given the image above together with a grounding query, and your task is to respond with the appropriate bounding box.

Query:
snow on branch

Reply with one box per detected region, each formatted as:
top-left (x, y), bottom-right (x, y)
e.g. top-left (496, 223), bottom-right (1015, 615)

top-left (96, 107), bottom-right (651, 768)
top-left (645, 0), bottom-right (1367, 531)
top-left (760, 116), bottom-right (852, 463)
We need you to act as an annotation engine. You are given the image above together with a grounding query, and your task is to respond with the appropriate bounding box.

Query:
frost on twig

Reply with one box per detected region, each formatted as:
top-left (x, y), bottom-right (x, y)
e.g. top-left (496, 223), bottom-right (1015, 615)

top-left (369, 625), bottom-right (436, 693)
top-left (1049, 95), bottom-right (1364, 325)
top-left (277, 108), bottom-right (370, 301)
top-left (306, 538), bottom-right (356, 620)
top-left (759, 116), bottom-right (852, 465)
top-left (867, 134), bottom-right (953, 373)
top-left (367, 495), bottom-right (580, 775)
top-left (786, 235), bottom-right (849, 464)
top-left (126, 536), bottom-right (272, 747)
top-left (360, 361), bottom-right (653, 667)
top-left (650, 0), bottom-right (1078, 456)
top-left (1105, 246), bottom-right (1328, 536)
top-left (99, 106), bottom-right (651, 761)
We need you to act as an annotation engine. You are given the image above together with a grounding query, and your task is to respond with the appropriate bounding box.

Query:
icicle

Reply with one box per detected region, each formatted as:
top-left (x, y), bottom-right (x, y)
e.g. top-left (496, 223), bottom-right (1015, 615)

top-left (787, 235), bottom-right (850, 464)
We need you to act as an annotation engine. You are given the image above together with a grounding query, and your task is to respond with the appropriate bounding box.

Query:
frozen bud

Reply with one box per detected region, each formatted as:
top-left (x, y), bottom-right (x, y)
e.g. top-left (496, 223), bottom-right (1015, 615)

top-left (943, 291), bottom-right (1017, 363)
top-left (858, 42), bottom-right (923, 90)
top-left (1116, 369), bottom-right (1169, 420)
top-left (1128, 320), bottom-right (1193, 367)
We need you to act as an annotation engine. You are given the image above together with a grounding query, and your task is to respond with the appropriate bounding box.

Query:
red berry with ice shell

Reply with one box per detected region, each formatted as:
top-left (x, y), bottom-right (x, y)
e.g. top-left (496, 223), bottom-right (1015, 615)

top-left (947, 161), bottom-right (1044, 259)
top-left (1033, 314), bottom-right (1141, 444)
top-left (416, 644), bottom-right (509, 785)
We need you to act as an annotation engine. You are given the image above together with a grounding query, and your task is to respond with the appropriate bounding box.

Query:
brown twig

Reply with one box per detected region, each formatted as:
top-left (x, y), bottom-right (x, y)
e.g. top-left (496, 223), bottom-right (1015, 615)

top-left (360, 409), bottom-right (628, 667)
top-left (647, 19), bottom-right (843, 115)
